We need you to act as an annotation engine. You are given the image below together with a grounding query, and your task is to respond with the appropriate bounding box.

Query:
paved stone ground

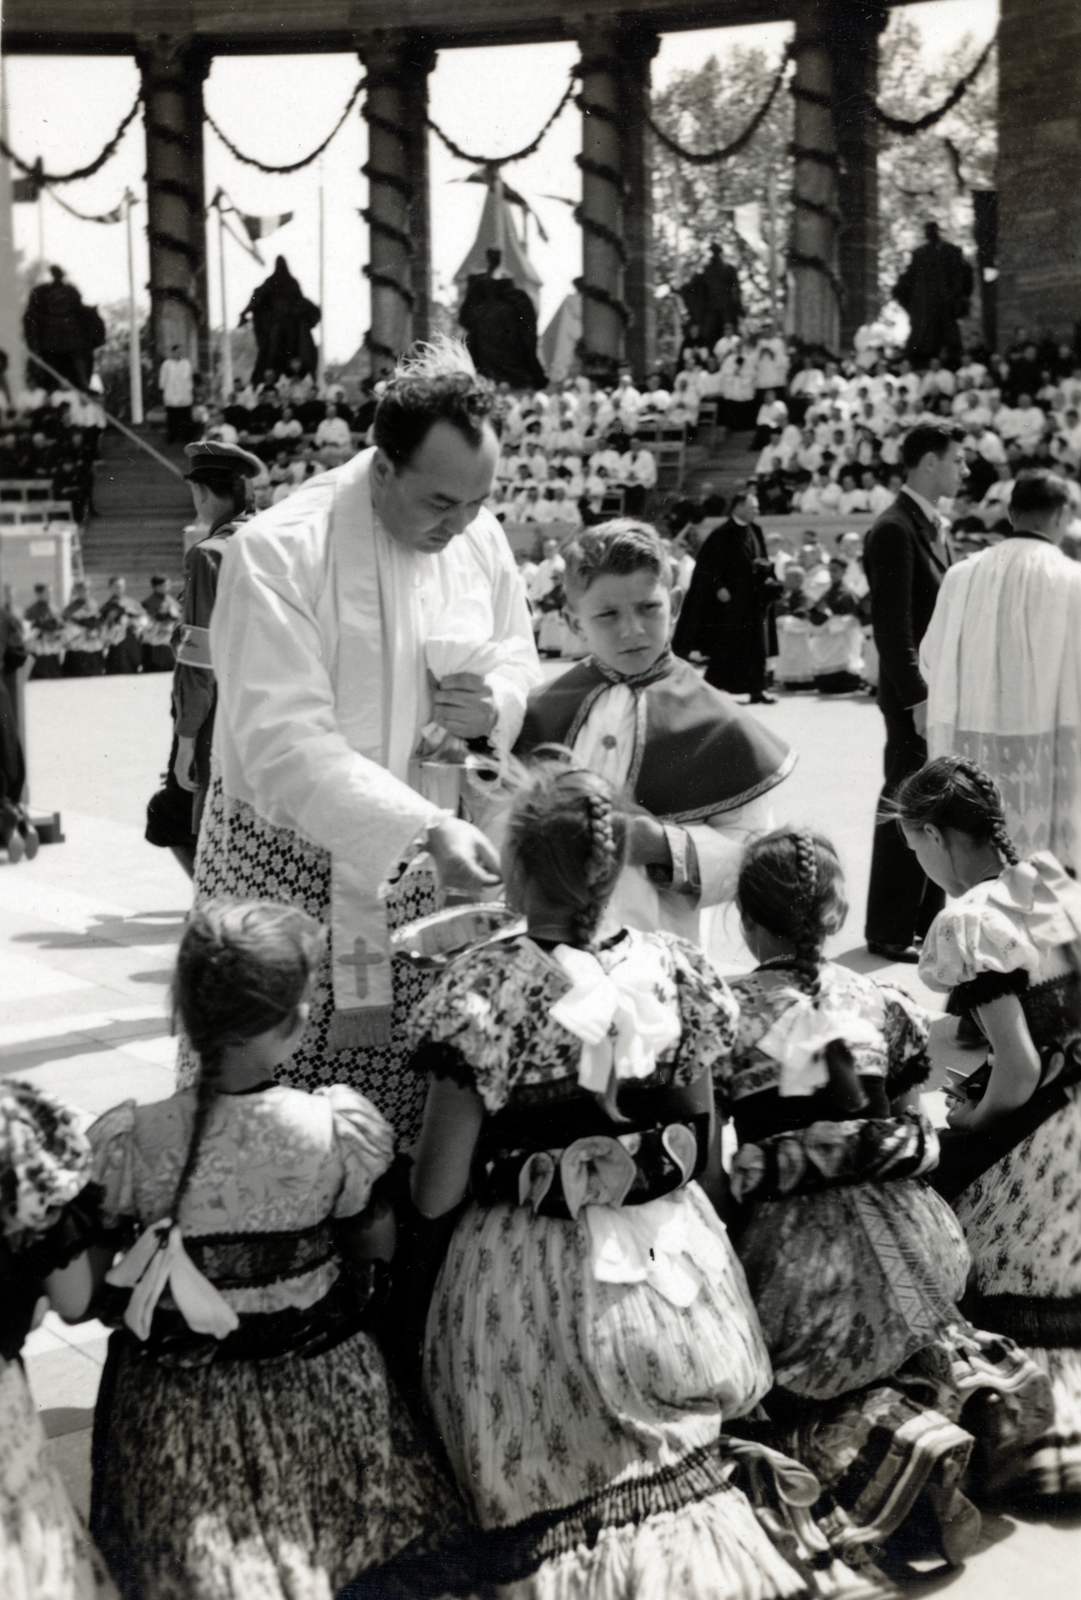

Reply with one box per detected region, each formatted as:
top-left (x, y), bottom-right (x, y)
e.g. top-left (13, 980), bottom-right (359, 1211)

top-left (6, 672), bottom-right (1080, 1597)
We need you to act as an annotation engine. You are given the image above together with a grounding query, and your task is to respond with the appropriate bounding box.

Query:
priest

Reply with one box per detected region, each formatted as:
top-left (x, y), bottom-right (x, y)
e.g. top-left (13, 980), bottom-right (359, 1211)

top-left (189, 338), bottom-right (541, 1144)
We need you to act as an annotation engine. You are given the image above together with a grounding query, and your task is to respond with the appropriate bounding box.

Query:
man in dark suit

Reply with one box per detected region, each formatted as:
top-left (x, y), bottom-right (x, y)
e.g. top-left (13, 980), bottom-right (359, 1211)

top-left (864, 423), bottom-right (967, 960)
top-left (673, 485), bottom-right (778, 703)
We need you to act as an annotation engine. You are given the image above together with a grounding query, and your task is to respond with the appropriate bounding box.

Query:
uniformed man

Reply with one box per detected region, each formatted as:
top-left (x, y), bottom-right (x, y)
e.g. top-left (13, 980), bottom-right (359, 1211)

top-left (145, 439), bottom-right (265, 876)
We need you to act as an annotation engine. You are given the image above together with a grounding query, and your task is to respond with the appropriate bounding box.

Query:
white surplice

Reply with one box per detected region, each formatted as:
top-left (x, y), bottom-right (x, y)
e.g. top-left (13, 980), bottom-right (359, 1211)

top-left (920, 535), bottom-right (1081, 868)
top-left (571, 682), bottom-right (774, 951)
top-left (208, 447), bottom-right (541, 1043)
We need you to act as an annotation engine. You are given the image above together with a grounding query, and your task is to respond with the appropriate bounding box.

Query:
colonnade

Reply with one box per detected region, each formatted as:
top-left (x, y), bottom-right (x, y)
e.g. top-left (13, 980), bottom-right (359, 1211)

top-left (129, 6), bottom-right (885, 380)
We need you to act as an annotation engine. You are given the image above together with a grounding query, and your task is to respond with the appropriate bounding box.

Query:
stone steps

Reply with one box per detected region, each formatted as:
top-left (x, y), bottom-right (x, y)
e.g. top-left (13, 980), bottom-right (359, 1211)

top-left (81, 428), bottom-right (191, 588)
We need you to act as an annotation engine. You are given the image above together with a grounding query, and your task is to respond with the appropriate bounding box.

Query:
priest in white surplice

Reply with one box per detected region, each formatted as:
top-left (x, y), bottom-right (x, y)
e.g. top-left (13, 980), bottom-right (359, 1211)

top-left (921, 469), bottom-right (1081, 869)
top-left (186, 341), bottom-right (541, 1143)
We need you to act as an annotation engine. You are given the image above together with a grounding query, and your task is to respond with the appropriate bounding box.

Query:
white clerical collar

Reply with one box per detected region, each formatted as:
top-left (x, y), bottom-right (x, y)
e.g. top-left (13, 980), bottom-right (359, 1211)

top-left (901, 485), bottom-right (941, 525)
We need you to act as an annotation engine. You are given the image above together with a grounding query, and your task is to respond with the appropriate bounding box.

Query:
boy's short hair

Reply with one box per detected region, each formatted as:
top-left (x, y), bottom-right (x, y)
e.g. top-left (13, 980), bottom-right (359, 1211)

top-left (562, 519), bottom-right (672, 601)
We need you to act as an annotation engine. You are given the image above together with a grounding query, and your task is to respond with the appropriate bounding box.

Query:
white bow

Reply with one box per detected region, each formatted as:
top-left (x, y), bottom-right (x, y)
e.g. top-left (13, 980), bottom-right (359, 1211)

top-left (586, 1193), bottom-right (732, 1307)
top-left (549, 941), bottom-right (682, 1097)
top-left (759, 992), bottom-right (881, 1098)
top-left (106, 1219), bottom-right (240, 1343)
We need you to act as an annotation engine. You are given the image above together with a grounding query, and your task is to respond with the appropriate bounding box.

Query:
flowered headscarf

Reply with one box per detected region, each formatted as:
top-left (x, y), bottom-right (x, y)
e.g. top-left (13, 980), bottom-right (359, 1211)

top-left (0, 1079), bottom-right (92, 1237)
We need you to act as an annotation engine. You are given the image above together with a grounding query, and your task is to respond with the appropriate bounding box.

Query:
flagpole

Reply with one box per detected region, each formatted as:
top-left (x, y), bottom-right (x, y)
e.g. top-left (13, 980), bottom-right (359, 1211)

top-left (217, 195), bottom-right (233, 403)
top-left (317, 157), bottom-right (326, 389)
top-left (124, 189), bottom-right (144, 425)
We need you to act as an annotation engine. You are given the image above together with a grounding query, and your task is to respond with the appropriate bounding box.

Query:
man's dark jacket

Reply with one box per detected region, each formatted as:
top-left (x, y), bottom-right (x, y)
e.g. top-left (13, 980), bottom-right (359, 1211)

top-left (863, 491), bottom-right (950, 709)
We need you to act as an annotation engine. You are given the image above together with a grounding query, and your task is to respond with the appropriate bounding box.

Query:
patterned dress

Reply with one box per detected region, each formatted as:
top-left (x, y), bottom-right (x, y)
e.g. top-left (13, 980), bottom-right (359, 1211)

top-left (87, 1085), bottom-right (464, 1600)
top-left (722, 961), bottom-right (1052, 1558)
top-left (919, 853), bottom-right (1081, 1496)
top-left (1, 1081), bottom-right (117, 1600)
top-left (408, 931), bottom-right (891, 1600)
top-left (179, 776), bottom-right (437, 1146)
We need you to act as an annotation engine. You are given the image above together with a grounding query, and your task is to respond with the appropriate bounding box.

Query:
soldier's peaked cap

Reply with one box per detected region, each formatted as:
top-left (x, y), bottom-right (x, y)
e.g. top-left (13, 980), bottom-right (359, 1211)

top-left (183, 439), bottom-right (265, 480)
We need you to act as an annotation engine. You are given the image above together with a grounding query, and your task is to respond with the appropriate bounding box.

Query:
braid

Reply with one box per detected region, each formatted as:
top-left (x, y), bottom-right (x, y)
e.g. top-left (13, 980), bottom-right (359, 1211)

top-left (791, 830), bottom-right (824, 997)
top-left (956, 760), bottom-right (1020, 864)
top-left (170, 1056), bottom-right (221, 1224)
top-left (581, 790), bottom-right (619, 944)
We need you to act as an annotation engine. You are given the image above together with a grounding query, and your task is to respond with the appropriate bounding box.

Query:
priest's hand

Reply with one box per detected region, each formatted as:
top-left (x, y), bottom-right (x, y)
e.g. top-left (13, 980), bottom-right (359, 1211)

top-left (427, 816), bottom-right (502, 898)
top-left (622, 814), bottom-right (671, 871)
top-left (431, 673), bottom-right (498, 740)
top-left (173, 735), bottom-right (198, 793)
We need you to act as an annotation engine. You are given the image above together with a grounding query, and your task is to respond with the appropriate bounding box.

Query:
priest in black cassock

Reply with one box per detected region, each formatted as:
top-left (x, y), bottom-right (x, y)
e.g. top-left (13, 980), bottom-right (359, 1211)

top-left (672, 486), bottom-right (780, 703)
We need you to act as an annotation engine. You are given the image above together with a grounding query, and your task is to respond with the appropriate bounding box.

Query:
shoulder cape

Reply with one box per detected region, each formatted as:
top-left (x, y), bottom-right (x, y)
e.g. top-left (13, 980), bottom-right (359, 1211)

top-left (515, 656), bottom-right (795, 822)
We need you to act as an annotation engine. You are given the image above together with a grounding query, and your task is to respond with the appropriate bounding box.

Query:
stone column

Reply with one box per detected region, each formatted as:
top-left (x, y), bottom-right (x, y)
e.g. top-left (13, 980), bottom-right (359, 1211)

top-left (576, 26), bottom-right (627, 384)
top-left (136, 36), bottom-right (210, 373)
top-left (402, 40), bottom-right (436, 345)
top-left (789, 2), bottom-right (841, 355)
top-left (997, 0), bottom-right (1081, 347)
top-left (830, 2), bottom-right (886, 345)
top-left (359, 32), bottom-right (434, 373)
top-left (617, 24), bottom-right (660, 384)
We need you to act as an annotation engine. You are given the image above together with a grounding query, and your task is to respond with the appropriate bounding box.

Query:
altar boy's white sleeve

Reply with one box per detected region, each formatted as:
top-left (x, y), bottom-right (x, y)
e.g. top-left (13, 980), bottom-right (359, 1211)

top-left (683, 793), bottom-right (777, 907)
top-left (465, 512), bottom-right (543, 750)
top-left (210, 508), bottom-right (442, 884)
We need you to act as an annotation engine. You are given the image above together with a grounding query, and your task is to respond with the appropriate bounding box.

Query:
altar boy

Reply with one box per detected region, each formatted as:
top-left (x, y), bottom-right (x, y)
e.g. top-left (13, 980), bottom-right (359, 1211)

top-left (514, 519), bottom-right (795, 946)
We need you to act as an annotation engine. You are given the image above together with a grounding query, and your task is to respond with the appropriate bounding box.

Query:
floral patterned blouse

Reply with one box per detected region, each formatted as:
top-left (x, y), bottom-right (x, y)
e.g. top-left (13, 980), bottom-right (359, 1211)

top-left (720, 961), bottom-right (932, 1109)
top-left (89, 1085), bottom-right (394, 1316)
top-left (408, 929), bottom-right (739, 1112)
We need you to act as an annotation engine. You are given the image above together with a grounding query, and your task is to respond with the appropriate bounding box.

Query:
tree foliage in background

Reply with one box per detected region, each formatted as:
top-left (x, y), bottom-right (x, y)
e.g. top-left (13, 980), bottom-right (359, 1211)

top-left (651, 46), bottom-right (792, 364)
top-left (649, 15), bottom-right (996, 354)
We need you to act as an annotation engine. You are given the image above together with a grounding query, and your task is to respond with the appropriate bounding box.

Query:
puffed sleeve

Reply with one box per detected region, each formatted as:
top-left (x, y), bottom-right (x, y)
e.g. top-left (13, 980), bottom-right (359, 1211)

top-left (315, 1085), bottom-right (395, 1219)
top-left (87, 1101), bottom-right (138, 1227)
top-left (876, 981), bottom-right (933, 1097)
top-left (406, 946), bottom-right (516, 1112)
top-left (918, 890), bottom-right (1042, 994)
top-left (667, 937), bottom-right (740, 1087)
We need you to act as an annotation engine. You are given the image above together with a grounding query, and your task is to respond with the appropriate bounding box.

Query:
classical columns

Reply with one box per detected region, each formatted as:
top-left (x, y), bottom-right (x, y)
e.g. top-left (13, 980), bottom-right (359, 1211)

top-left (617, 25), bottom-right (660, 384)
top-left (575, 27), bottom-right (628, 384)
top-left (359, 31), bottom-right (436, 374)
top-left (997, 0), bottom-right (1081, 346)
top-left (789, 3), bottom-right (841, 355)
top-left (136, 36), bottom-right (210, 372)
top-left (831, 3), bottom-right (886, 345)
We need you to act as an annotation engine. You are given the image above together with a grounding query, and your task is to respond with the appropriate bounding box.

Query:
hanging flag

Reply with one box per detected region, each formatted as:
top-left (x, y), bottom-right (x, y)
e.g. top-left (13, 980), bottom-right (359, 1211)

top-left (241, 211), bottom-right (293, 242)
top-left (732, 201), bottom-right (769, 260)
top-left (12, 159), bottom-right (44, 203)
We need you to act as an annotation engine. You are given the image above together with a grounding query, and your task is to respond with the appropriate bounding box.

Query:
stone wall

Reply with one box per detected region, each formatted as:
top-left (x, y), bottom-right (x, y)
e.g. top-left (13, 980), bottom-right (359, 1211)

top-left (997, 0), bottom-right (1081, 347)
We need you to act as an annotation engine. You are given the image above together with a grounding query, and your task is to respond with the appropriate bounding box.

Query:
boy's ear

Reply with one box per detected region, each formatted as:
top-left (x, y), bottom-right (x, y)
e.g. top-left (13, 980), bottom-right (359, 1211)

top-left (563, 603), bottom-right (585, 639)
top-left (668, 586), bottom-right (684, 626)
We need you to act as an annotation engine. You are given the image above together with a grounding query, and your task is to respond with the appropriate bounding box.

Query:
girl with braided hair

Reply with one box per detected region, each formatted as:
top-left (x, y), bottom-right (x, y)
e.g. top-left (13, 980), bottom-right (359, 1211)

top-left (86, 901), bottom-right (465, 1600)
top-left (403, 762), bottom-right (866, 1599)
top-left (716, 827), bottom-right (1052, 1564)
top-left (898, 755), bottom-right (1081, 1498)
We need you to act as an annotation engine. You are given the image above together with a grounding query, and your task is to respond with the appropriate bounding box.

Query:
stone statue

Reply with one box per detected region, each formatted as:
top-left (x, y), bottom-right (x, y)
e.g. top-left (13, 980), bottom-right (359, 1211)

top-left (679, 245), bottom-right (743, 348)
top-left (22, 265), bottom-right (105, 391)
top-left (239, 256), bottom-right (321, 381)
top-left (458, 249), bottom-right (546, 390)
top-left (893, 222), bottom-right (974, 364)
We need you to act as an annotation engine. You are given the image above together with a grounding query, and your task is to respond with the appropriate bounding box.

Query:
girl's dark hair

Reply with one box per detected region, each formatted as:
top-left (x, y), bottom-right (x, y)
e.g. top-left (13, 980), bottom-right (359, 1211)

top-left (894, 756), bottom-right (1019, 865)
top-left (506, 756), bottom-right (626, 947)
top-left (169, 902), bottom-right (326, 1222)
top-left (737, 829), bottom-right (848, 996)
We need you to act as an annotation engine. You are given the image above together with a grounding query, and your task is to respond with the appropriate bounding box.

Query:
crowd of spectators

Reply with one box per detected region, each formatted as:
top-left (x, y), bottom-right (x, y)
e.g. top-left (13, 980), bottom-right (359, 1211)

top-left (738, 330), bottom-right (1081, 528)
top-left (198, 360), bottom-right (379, 510)
top-left (0, 383), bottom-right (106, 523)
top-left (11, 573), bottom-right (179, 679)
